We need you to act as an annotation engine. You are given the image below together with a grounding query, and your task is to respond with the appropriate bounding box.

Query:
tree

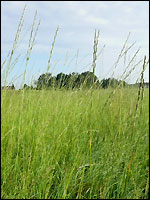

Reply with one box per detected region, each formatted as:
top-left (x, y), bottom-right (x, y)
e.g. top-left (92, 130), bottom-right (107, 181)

top-left (34, 73), bottom-right (53, 89)
top-left (34, 71), bottom-right (127, 90)
top-left (100, 78), bottom-right (127, 89)
top-left (11, 84), bottom-right (15, 90)
top-left (56, 73), bottom-right (68, 88)
top-left (75, 71), bottom-right (99, 88)
top-left (23, 84), bottom-right (30, 90)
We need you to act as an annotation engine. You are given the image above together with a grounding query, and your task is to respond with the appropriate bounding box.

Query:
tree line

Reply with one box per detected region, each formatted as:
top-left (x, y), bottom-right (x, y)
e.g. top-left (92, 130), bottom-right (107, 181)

top-left (32, 71), bottom-right (127, 90)
top-left (2, 71), bottom-right (149, 90)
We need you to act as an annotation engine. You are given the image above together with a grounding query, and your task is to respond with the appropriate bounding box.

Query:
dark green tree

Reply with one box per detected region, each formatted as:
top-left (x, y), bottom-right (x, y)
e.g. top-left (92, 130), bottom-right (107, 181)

top-left (75, 71), bottom-right (99, 88)
top-left (11, 84), bottom-right (15, 90)
top-left (34, 71), bottom-right (127, 90)
top-left (34, 73), bottom-right (53, 89)
top-left (23, 84), bottom-right (30, 90)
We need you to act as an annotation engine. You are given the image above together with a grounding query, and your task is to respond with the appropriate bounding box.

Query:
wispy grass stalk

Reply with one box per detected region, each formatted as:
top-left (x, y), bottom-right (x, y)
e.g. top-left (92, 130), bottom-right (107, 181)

top-left (1, 51), bottom-right (10, 69)
top-left (100, 40), bottom-right (141, 113)
top-left (22, 10), bottom-right (41, 85)
top-left (131, 56), bottom-right (148, 134)
top-left (47, 26), bottom-right (59, 72)
top-left (4, 5), bottom-right (26, 86)
top-left (92, 29), bottom-right (100, 76)
top-left (140, 58), bottom-right (149, 114)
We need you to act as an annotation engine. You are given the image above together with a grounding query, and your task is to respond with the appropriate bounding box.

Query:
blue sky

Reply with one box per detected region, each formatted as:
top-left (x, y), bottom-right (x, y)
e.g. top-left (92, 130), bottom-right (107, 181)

top-left (1, 1), bottom-right (149, 88)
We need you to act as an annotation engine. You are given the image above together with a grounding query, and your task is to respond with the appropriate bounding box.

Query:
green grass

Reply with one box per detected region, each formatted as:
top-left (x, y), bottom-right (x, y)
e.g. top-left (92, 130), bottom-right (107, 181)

top-left (1, 6), bottom-right (149, 199)
top-left (1, 88), bottom-right (149, 199)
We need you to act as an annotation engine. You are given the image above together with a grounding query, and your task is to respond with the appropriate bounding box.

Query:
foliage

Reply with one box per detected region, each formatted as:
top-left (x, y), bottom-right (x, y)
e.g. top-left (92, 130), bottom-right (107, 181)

top-left (100, 78), bottom-right (127, 89)
top-left (1, 84), bottom-right (15, 90)
top-left (34, 71), bottom-right (127, 90)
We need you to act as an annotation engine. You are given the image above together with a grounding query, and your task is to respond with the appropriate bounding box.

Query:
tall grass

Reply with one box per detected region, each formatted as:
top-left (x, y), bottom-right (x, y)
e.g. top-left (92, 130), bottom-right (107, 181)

top-left (1, 7), bottom-right (149, 199)
top-left (1, 89), bottom-right (149, 199)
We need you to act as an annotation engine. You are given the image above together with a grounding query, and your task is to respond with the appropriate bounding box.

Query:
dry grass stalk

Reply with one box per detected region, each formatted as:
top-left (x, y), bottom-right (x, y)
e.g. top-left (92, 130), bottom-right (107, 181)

top-left (47, 26), bottom-right (59, 72)
top-left (92, 29), bottom-right (100, 75)
top-left (4, 5), bottom-right (26, 86)
top-left (100, 51), bottom-right (142, 113)
top-left (23, 10), bottom-right (41, 85)
top-left (130, 56), bottom-right (148, 139)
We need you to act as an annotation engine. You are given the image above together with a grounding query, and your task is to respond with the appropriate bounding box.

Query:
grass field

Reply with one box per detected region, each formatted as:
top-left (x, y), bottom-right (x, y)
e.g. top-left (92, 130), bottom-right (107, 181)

top-left (1, 5), bottom-right (149, 199)
top-left (1, 88), bottom-right (149, 199)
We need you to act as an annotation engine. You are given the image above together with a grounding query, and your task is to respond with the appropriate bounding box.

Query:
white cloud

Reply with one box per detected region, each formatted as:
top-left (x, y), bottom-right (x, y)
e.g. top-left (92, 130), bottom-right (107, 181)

top-left (84, 14), bottom-right (109, 26)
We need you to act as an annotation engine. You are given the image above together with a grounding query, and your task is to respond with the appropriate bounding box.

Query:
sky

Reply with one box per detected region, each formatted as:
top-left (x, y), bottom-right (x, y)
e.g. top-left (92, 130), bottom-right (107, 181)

top-left (1, 1), bottom-right (149, 88)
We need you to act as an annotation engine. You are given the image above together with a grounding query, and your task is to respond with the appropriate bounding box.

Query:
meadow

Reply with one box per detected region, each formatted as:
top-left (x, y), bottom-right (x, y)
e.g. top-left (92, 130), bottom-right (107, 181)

top-left (1, 87), bottom-right (149, 199)
top-left (1, 5), bottom-right (149, 199)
